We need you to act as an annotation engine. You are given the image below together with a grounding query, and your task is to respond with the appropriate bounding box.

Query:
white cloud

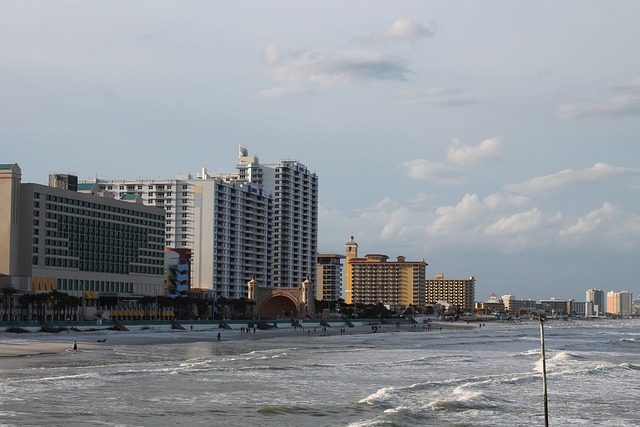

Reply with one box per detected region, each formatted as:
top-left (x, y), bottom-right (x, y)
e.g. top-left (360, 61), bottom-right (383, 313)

top-left (428, 193), bottom-right (484, 238)
top-left (558, 96), bottom-right (640, 120)
top-left (484, 207), bottom-right (542, 236)
top-left (447, 137), bottom-right (501, 166)
top-left (399, 87), bottom-right (481, 107)
top-left (607, 76), bottom-right (640, 93)
top-left (264, 42), bottom-right (280, 65)
top-left (401, 137), bottom-right (501, 187)
top-left (256, 85), bottom-right (310, 98)
top-left (379, 207), bottom-right (420, 240)
top-left (558, 76), bottom-right (640, 120)
top-left (370, 18), bottom-right (434, 44)
top-left (505, 163), bottom-right (640, 196)
top-left (483, 192), bottom-right (531, 211)
top-left (409, 192), bottom-right (433, 204)
top-left (260, 19), bottom-right (430, 96)
top-left (401, 159), bottom-right (464, 185)
top-left (559, 202), bottom-right (617, 238)
top-left (263, 44), bottom-right (410, 90)
top-left (481, 207), bottom-right (546, 252)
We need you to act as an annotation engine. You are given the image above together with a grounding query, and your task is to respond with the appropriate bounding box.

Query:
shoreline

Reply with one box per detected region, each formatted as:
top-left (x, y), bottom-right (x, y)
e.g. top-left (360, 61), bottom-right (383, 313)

top-left (0, 320), bottom-right (482, 358)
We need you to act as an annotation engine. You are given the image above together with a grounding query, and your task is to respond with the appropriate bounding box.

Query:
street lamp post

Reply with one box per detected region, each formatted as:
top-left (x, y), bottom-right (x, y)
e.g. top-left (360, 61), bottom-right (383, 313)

top-left (540, 315), bottom-right (549, 427)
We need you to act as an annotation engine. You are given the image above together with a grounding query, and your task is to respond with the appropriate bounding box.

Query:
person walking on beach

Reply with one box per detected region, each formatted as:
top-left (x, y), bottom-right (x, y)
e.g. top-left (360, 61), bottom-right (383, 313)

top-left (73, 341), bottom-right (77, 353)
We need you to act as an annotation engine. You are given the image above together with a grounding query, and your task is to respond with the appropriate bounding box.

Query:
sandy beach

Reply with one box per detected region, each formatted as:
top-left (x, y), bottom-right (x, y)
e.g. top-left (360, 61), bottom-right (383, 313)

top-left (0, 320), bottom-right (480, 358)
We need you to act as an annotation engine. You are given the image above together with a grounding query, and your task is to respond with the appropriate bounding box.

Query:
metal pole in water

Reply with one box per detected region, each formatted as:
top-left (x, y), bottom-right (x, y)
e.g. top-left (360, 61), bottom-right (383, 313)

top-left (540, 316), bottom-right (549, 427)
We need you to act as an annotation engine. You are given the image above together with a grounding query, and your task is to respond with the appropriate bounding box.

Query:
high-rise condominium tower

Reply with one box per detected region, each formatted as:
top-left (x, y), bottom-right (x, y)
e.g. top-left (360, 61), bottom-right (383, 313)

top-left (80, 146), bottom-right (318, 297)
top-left (585, 289), bottom-right (604, 316)
top-left (236, 147), bottom-right (318, 287)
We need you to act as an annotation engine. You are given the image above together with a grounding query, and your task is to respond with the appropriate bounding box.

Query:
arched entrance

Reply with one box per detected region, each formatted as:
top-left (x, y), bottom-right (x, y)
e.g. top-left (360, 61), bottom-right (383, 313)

top-left (261, 295), bottom-right (298, 318)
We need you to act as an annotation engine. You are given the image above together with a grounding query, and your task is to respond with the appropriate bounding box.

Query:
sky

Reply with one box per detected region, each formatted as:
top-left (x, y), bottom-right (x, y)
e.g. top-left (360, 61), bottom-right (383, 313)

top-left (2, 1), bottom-right (640, 302)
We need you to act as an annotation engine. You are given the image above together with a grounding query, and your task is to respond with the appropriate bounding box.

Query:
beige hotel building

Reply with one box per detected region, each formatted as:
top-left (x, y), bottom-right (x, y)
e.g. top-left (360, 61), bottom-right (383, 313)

top-left (344, 236), bottom-right (427, 308)
top-left (426, 273), bottom-right (476, 313)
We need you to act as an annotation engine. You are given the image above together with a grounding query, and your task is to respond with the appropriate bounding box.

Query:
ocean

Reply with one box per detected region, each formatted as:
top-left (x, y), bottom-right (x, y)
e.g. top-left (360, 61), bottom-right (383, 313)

top-left (1, 318), bottom-right (640, 426)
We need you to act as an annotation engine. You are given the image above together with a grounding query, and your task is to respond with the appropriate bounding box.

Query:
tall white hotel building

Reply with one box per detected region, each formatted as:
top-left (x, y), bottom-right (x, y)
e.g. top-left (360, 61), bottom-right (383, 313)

top-left (81, 147), bottom-right (318, 299)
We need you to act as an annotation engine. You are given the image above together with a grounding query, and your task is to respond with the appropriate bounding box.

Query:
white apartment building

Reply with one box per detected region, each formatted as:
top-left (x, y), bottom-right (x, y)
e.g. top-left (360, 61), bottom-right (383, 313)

top-left (190, 179), bottom-right (272, 299)
top-left (235, 148), bottom-right (319, 287)
top-left (79, 177), bottom-right (193, 249)
top-left (79, 146), bottom-right (319, 297)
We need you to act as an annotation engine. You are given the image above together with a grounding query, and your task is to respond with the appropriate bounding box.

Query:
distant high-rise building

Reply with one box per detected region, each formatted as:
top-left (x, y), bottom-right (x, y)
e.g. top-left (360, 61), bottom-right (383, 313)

top-left (316, 254), bottom-right (345, 301)
top-left (607, 291), bottom-right (633, 316)
top-left (607, 291), bottom-right (618, 315)
top-left (620, 291), bottom-right (633, 316)
top-left (426, 273), bottom-right (475, 313)
top-left (586, 289), bottom-right (604, 316)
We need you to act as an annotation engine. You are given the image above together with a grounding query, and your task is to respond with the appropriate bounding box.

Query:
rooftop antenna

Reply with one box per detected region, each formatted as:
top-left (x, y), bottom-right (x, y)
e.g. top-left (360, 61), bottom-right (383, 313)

top-left (540, 315), bottom-right (549, 427)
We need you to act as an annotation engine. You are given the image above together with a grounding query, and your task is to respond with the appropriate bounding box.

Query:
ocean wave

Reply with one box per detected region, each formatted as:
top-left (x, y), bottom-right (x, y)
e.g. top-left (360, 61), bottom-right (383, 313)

top-left (425, 385), bottom-right (497, 411)
top-left (359, 386), bottom-right (397, 405)
top-left (513, 349), bottom-right (541, 358)
top-left (256, 405), bottom-right (326, 416)
top-left (620, 363), bottom-right (640, 370)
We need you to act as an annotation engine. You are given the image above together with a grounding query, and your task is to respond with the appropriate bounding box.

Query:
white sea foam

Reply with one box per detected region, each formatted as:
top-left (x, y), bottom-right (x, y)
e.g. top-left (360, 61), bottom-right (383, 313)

top-left (359, 386), bottom-right (396, 404)
top-left (3, 319), bottom-right (640, 426)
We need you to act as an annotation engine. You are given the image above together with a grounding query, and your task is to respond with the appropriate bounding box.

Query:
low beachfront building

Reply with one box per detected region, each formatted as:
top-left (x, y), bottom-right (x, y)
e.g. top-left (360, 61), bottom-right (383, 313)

top-left (426, 273), bottom-right (475, 314)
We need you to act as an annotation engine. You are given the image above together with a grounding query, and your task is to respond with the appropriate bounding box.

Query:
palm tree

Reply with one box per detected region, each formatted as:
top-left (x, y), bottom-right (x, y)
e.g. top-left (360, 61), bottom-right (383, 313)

top-left (18, 293), bottom-right (33, 321)
top-left (139, 296), bottom-right (157, 319)
top-left (1, 287), bottom-right (18, 321)
top-left (34, 292), bottom-right (51, 321)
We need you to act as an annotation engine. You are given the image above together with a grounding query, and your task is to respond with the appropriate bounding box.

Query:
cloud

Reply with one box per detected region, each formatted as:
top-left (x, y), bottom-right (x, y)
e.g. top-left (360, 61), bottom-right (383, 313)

top-left (559, 202), bottom-right (617, 238)
top-left (399, 87), bottom-right (481, 107)
top-left (369, 18), bottom-right (435, 44)
top-left (401, 137), bottom-right (501, 186)
top-left (558, 96), bottom-right (640, 120)
top-left (558, 76), bottom-right (640, 120)
top-left (447, 137), bottom-right (501, 166)
top-left (484, 207), bottom-right (543, 236)
top-left (264, 42), bottom-right (280, 65)
top-left (401, 159), bottom-right (464, 185)
top-left (505, 163), bottom-right (640, 196)
top-left (262, 44), bottom-right (410, 90)
top-left (255, 85), bottom-right (310, 98)
top-left (483, 192), bottom-right (531, 211)
top-left (409, 192), bottom-right (433, 204)
top-left (608, 76), bottom-right (640, 93)
top-left (259, 19), bottom-right (431, 97)
top-left (379, 207), bottom-right (419, 240)
top-left (428, 193), bottom-right (485, 238)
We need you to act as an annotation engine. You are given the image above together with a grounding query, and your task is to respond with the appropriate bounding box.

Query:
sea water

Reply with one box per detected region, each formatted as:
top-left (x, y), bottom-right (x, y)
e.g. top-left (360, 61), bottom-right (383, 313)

top-left (2, 319), bottom-right (640, 426)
